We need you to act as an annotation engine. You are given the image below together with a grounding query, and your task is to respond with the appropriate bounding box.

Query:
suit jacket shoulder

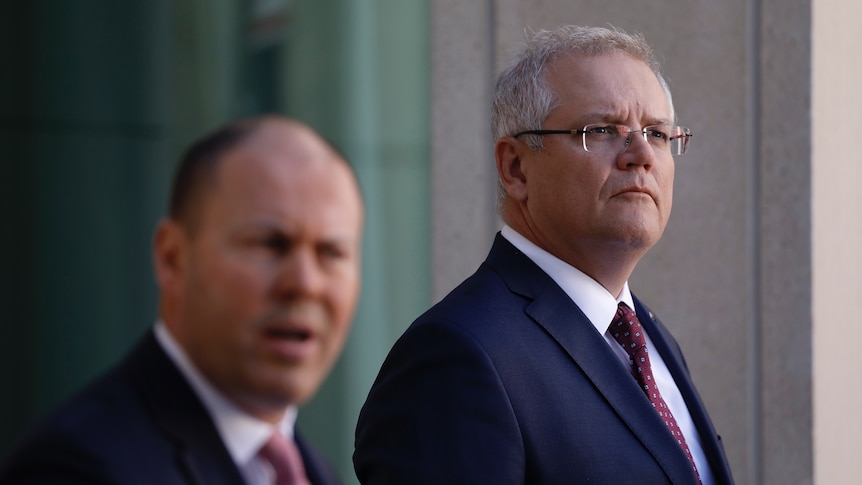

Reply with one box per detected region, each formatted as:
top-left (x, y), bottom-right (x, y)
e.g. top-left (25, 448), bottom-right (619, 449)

top-left (0, 332), bottom-right (246, 485)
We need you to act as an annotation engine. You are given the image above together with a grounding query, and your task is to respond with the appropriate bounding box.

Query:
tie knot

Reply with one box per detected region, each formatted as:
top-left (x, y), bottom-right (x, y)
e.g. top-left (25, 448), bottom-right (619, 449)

top-left (610, 302), bottom-right (647, 354)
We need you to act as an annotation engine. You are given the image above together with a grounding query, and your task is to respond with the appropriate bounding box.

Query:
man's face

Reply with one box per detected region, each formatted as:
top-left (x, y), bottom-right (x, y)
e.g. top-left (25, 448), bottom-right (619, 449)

top-left (160, 125), bottom-right (362, 421)
top-left (517, 52), bottom-right (675, 268)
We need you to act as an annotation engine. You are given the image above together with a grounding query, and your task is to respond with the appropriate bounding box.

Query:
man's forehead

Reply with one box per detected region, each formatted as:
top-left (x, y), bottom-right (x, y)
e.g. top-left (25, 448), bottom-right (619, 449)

top-left (549, 51), bottom-right (653, 80)
top-left (548, 53), bottom-right (671, 118)
top-left (218, 133), bottom-right (342, 180)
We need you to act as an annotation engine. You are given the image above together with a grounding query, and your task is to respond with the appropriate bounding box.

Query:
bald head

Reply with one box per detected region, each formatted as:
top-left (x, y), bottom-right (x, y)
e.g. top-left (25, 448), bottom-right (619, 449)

top-left (169, 115), bottom-right (354, 236)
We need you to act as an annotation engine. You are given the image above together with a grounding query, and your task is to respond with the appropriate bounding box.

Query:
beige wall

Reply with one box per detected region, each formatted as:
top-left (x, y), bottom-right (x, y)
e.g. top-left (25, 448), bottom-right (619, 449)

top-left (813, 1), bottom-right (862, 484)
top-left (429, 1), bottom-right (853, 483)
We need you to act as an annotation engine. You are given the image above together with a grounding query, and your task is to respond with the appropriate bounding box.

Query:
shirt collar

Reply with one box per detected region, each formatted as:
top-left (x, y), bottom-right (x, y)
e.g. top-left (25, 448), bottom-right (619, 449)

top-left (154, 321), bottom-right (298, 465)
top-left (500, 225), bottom-right (634, 334)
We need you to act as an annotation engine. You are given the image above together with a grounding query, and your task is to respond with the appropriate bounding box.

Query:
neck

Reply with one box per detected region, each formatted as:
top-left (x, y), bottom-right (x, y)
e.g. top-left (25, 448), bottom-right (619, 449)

top-left (570, 252), bottom-right (639, 298)
top-left (503, 215), bottom-right (645, 298)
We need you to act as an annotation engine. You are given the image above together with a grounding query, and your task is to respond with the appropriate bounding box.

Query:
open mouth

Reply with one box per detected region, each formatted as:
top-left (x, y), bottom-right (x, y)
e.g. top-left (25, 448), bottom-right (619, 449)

top-left (265, 328), bottom-right (312, 342)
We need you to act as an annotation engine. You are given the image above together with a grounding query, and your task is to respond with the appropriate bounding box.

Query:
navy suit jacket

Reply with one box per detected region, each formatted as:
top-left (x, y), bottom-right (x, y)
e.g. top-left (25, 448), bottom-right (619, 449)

top-left (354, 234), bottom-right (733, 484)
top-left (0, 331), bottom-right (340, 485)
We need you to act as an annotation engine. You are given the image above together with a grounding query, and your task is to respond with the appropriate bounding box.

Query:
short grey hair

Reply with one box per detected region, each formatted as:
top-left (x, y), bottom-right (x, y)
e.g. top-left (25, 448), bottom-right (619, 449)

top-left (491, 25), bottom-right (674, 151)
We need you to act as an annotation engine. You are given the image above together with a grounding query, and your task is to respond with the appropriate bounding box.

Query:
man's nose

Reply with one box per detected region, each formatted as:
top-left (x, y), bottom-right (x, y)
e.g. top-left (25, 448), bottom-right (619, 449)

top-left (274, 249), bottom-right (325, 297)
top-left (617, 131), bottom-right (656, 169)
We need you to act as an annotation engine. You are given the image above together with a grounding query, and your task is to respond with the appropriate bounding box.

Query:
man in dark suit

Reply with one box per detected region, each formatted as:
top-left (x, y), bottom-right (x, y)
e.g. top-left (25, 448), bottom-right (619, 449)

top-left (0, 115), bottom-right (364, 484)
top-left (354, 25), bottom-right (734, 484)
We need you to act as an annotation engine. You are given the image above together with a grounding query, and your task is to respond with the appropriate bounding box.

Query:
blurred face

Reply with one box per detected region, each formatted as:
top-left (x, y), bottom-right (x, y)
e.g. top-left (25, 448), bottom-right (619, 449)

top-left (513, 53), bottom-right (675, 268)
top-left (156, 123), bottom-right (363, 422)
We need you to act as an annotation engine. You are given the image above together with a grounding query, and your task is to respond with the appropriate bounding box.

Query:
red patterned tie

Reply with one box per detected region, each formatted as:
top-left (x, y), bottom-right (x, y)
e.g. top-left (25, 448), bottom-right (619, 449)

top-left (258, 432), bottom-right (311, 485)
top-left (610, 302), bottom-right (701, 483)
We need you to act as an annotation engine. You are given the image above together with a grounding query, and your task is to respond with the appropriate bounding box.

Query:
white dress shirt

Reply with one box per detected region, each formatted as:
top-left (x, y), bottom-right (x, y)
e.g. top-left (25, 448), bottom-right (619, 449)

top-left (500, 226), bottom-right (714, 484)
top-left (155, 322), bottom-right (297, 485)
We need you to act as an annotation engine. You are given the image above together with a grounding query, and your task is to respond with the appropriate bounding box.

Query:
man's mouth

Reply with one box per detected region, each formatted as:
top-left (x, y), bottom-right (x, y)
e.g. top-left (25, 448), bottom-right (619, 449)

top-left (265, 328), bottom-right (312, 342)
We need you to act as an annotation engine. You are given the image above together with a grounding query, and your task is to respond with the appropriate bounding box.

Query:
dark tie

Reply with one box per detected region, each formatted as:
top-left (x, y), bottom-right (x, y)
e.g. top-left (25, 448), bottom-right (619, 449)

top-left (610, 302), bottom-right (701, 482)
top-left (258, 432), bottom-right (311, 485)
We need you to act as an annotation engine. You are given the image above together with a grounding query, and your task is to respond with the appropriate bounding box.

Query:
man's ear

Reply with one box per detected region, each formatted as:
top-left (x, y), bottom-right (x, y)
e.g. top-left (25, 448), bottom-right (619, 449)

top-left (495, 136), bottom-right (528, 201)
top-left (153, 219), bottom-right (188, 292)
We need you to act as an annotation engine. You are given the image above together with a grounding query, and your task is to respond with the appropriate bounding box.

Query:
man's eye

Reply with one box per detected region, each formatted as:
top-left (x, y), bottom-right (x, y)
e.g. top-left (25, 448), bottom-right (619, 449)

top-left (319, 244), bottom-right (347, 261)
top-left (647, 129), bottom-right (669, 140)
top-left (262, 235), bottom-right (289, 253)
top-left (588, 126), bottom-right (614, 135)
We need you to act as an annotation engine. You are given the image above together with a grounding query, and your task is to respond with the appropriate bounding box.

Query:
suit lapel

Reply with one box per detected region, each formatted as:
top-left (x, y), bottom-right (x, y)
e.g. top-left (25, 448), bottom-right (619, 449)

top-left (123, 333), bottom-right (345, 485)
top-left (485, 234), bottom-right (699, 483)
top-left (123, 333), bottom-right (247, 485)
top-left (634, 300), bottom-right (734, 484)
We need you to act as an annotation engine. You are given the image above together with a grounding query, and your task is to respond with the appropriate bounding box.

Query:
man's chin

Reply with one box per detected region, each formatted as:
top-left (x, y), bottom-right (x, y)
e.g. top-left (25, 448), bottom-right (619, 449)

top-left (253, 374), bottom-right (321, 408)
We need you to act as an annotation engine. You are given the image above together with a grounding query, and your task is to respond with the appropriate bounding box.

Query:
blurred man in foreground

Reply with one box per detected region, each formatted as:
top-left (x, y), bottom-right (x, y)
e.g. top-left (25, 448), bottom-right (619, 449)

top-left (1, 115), bottom-right (364, 484)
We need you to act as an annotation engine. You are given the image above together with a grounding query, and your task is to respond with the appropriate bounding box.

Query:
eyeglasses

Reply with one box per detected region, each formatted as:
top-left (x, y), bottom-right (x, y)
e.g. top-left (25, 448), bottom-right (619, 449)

top-left (513, 124), bottom-right (693, 156)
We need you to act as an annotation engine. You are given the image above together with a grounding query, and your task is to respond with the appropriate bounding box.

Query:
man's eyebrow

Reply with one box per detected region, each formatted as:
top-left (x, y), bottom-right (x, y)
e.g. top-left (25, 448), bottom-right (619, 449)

top-left (577, 112), bottom-right (672, 126)
top-left (645, 116), bottom-right (672, 126)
